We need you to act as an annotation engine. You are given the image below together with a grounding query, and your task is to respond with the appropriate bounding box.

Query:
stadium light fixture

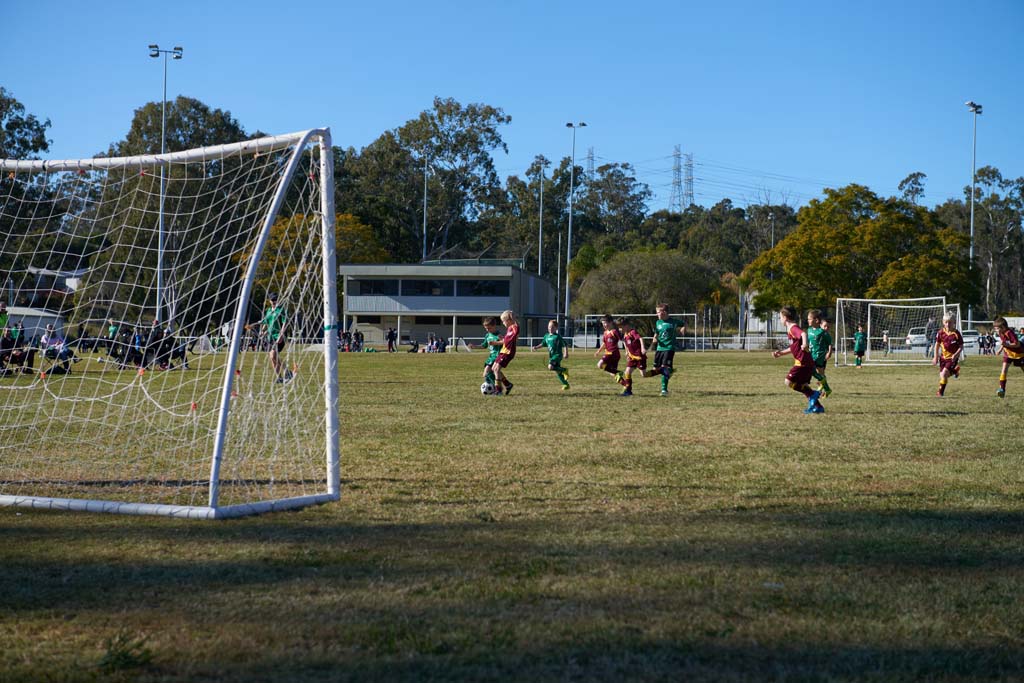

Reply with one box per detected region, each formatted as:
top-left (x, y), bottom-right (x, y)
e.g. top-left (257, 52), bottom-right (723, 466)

top-left (965, 100), bottom-right (982, 327)
top-left (148, 43), bottom-right (184, 326)
top-left (564, 122), bottom-right (587, 336)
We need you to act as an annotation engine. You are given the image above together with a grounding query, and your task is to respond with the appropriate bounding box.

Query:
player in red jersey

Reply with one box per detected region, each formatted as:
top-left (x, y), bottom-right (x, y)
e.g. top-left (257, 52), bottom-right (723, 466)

top-left (992, 316), bottom-right (1024, 398)
top-left (932, 310), bottom-right (963, 397)
top-left (594, 314), bottom-right (623, 385)
top-left (490, 310), bottom-right (519, 396)
top-left (771, 305), bottom-right (823, 414)
top-left (617, 318), bottom-right (647, 397)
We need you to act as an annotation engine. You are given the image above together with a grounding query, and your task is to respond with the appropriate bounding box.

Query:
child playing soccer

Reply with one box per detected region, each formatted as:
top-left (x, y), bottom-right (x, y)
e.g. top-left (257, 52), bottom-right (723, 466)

top-left (618, 318), bottom-right (647, 397)
top-left (806, 310), bottom-right (833, 397)
top-left (853, 323), bottom-right (867, 368)
top-left (992, 316), bottom-right (1024, 398)
top-left (933, 310), bottom-right (963, 397)
top-left (647, 304), bottom-right (687, 397)
top-left (772, 306), bottom-right (824, 414)
top-left (479, 317), bottom-right (502, 391)
top-left (594, 314), bottom-right (622, 384)
top-left (532, 319), bottom-right (570, 390)
top-left (490, 310), bottom-right (519, 396)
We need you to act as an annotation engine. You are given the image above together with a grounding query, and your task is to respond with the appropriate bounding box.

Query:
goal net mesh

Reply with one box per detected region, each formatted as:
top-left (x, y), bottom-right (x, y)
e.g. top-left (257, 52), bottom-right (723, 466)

top-left (0, 130), bottom-right (339, 518)
top-left (834, 297), bottom-right (950, 366)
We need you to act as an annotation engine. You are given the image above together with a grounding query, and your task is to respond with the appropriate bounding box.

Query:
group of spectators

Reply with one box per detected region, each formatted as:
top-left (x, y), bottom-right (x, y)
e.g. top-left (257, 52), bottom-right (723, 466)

top-left (104, 319), bottom-right (189, 371)
top-left (340, 329), bottom-right (365, 352)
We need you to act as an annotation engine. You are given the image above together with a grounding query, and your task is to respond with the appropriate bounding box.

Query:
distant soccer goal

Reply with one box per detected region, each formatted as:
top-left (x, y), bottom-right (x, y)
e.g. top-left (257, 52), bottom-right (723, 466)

top-left (834, 297), bottom-right (952, 366)
top-left (580, 313), bottom-right (699, 350)
top-left (0, 129), bottom-right (340, 518)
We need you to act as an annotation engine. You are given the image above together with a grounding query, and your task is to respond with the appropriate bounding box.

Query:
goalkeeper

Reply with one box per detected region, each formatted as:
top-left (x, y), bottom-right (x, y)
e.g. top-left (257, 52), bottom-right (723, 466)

top-left (262, 293), bottom-right (291, 383)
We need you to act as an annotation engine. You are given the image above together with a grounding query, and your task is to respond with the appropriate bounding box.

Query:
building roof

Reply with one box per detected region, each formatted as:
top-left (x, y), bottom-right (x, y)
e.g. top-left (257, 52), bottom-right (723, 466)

top-left (338, 263), bottom-right (517, 278)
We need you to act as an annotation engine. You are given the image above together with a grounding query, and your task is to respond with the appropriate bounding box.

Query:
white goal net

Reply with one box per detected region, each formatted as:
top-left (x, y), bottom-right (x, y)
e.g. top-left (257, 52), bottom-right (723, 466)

top-left (0, 129), bottom-right (340, 518)
top-left (834, 297), bottom-right (956, 366)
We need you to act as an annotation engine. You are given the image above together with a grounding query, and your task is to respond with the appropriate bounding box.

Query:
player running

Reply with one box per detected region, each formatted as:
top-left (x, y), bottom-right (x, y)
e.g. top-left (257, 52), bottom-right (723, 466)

top-left (806, 310), bottom-right (833, 397)
top-left (933, 310), bottom-right (963, 397)
top-left (646, 304), bottom-right (686, 397)
top-left (772, 305), bottom-right (824, 414)
top-left (479, 317), bottom-right (502, 391)
top-left (594, 314), bottom-right (622, 385)
top-left (992, 316), bottom-right (1024, 398)
top-left (618, 318), bottom-right (647, 397)
top-left (532, 319), bottom-right (570, 390)
top-left (490, 310), bottom-right (519, 396)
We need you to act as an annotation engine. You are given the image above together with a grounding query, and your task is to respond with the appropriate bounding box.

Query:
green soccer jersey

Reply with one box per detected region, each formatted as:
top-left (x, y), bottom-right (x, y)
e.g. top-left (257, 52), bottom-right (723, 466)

top-left (807, 326), bottom-right (832, 364)
top-left (0, 311), bottom-right (8, 333)
top-left (262, 306), bottom-right (286, 340)
top-left (483, 331), bottom-right (502, 363)
top-left (542, 332), bottom-right (566, 364)
top-left (853, 331), bottom-right (867, 354)
top-left (654, 318), bottom-right (684, 351)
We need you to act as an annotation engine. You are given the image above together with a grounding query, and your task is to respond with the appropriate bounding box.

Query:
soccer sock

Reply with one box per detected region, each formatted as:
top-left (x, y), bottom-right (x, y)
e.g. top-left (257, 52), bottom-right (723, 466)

top-left (939, 377), bottom-right (947, 395)
top-left (855, 357), bottom-right (862, 367)
top-left (485, 370), bottom-right (496, 384)
top-left (501, 376), bottom-right (511, 388)
top-left (557, 370), bottom-right (569, 386)
top-left (623, 375), bottom-right (632, 391)
top-left (820, 374), bottom-right (831, 393)
top-left (1000, 371), bottom-right (1007, 391)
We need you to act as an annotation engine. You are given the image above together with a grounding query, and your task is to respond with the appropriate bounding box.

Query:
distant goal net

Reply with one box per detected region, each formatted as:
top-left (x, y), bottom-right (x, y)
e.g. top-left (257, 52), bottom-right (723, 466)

top-left (834, 297), bottom-right (956, 366)
top-left (0, 129), bottom-right (340, 518)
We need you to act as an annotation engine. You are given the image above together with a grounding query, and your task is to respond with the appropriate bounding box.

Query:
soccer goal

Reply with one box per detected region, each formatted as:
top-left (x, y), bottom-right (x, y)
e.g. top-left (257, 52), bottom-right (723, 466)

top-left (834, 297), bottom-right (952, 366)
top-left (0, 129), bottom-right (340, 518)
top-left (581, 313), bottom-right (699, 350)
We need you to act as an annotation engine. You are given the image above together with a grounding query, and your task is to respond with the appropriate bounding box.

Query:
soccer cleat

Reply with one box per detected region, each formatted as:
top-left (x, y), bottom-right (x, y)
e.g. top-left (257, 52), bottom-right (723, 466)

top-left (619, 390), bottom-right (633, 397)
top-left (807, 390), bottom-right (821, 410)
top-left (504, 383), bottom-right (514, 396)
top-left (936, 390), bottom-right (943, 397)
top-left (822, 387), bottom-right (832, 398)
top-left (812, 402), bottom-right (825, 414)
top-left (997, 387), bottom-right (1005, 398)
top-left (562, 384), bottom-right (570, 391)
top-left (614, 371), bottom-right (624, 383)
top-left (660, 389), bottom-right (668, 397)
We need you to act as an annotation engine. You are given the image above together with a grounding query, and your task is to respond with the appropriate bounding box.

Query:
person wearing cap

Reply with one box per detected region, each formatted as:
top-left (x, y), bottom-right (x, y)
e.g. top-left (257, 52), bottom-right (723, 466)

top-left (261, 293), bottom-right (291, 383)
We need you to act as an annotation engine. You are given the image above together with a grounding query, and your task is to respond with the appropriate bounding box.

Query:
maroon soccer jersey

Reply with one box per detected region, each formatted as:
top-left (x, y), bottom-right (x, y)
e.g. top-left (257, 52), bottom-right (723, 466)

top-left (623, 329), bottom-right (643, 359)
top-left (602, 329), bottom-right (621, 356)
top-left (1000, 327), bottom-right (1024, 361)
top-left (788, 324), bottom-right (812, 365)
top-left (499, 323), bottom-right (519, 360)
top-left (936, 328), bottom-right (963, 360)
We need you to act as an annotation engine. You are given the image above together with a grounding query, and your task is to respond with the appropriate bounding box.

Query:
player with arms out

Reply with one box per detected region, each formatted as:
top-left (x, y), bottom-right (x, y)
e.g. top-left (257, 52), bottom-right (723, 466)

top-left (478, 317), bottom-right (502, 393)
top-left (933, 310), bottom-right (963, 397)
top-left (806, 310), bottom-right (833, 397)
top-left (490, 310), bottom-right (519, 396)
top-left (618, 318), bottom-right (647, 397)
top-left (647, 304), bottom-right (686, 397)
top-left (772, 305), bottom-right (824, 414)
top-left (594, 314), bottom-right (623, 386)
top-left (992, 316), bottom-right (1024, 398)
top-left (532, 319), bottom-right (570, 390)
top-left (262, 293), bottom-right (292, 383)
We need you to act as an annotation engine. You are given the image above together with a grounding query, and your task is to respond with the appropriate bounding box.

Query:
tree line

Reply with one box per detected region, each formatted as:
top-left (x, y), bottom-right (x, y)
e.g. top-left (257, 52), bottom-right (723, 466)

top-left (2, 86), bottom-right (1022, 329)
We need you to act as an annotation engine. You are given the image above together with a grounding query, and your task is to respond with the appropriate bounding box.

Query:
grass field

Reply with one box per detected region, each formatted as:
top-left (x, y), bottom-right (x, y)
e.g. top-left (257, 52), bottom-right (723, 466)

top-left (2, 350), bottom-right (1024, 682)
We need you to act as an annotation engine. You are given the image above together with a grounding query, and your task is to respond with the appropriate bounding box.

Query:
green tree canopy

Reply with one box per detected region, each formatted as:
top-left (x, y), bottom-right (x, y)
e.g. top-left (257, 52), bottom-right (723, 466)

top-left (0, 87), bottom-right (51, 159)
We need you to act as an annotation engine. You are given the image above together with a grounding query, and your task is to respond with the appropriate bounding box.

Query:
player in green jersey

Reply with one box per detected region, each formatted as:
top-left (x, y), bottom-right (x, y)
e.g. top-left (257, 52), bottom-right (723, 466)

top-left (645, 303), bottom-right (686, 396)
top-left (853, 323), bottom-right (867, 368)
top-left (262, 293), bottom-right (291, 383)
top-left (806, 310), bottom-right (833, 397)
top-left (532, 319), bottom-right (570, 390)
top-left (479, 317), bottom-right (502, 389)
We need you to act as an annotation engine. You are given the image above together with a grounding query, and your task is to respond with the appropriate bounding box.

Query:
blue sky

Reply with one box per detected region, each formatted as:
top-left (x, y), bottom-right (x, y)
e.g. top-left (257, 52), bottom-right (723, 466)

top-left (4, 0), bottom-right (1022, 211)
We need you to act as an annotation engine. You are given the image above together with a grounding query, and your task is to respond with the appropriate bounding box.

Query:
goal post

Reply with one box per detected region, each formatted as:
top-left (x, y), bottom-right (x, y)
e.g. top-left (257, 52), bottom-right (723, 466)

top-left (834, 297), bottom-right (947, 366)
top-left (0, 129), bottom-right (340, 518)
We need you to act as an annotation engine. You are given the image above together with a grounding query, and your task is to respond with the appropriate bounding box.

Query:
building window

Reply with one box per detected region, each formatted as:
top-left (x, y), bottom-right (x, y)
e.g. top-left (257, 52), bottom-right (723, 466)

top-left (456, 280), bottom-right (509, 297)
top-left (401, 280), bottom-right (454, 296)
top-left (355, 315), bottom-right (381, 324)
top-left (414, 316), bottom-right (453, 325)
top-left (350, 279), bottom-right (398, 296)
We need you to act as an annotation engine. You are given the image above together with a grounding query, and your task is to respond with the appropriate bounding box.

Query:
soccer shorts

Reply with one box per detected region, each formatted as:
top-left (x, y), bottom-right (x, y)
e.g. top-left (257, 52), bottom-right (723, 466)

top-left (626, 353), bottom-right (647, 371)
top-left (495, 352), bottom-right (515, 368)
top-left (786, 361), bottom-right (814, 386)
top-left (600, 352), bottom-right (620, 373)
top-left (938, 357), bottom-right (959, 374)
top-left (654, 350), bottom-right (675, 370)
top-left (1004, 354), bottom-right (1024, 368)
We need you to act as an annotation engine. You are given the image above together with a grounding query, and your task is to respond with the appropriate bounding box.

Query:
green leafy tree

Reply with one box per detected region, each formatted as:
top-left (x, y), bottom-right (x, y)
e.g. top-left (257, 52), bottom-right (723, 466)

top-left (574, 248), bottom-right (715, 322)
top-left (0, 87), bottom-right (51, 159)
top-left (898, 172), bottom-right (927, 205)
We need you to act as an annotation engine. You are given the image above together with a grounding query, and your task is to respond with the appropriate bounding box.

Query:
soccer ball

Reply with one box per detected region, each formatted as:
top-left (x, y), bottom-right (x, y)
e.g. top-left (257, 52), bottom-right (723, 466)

top-left (480, 382), bottom-right (495, 395)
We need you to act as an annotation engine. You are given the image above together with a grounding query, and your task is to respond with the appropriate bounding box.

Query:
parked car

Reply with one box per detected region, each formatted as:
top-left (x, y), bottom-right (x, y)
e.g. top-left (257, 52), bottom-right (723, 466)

top-left (905, 327), bottom-right (927, 347)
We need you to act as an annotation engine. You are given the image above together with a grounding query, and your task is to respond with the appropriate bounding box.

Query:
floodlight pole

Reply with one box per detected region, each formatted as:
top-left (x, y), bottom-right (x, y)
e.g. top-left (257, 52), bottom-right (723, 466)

top-left (564, 122), bottom-right (586, 338)
top-left (422, 155), bottom-right (428, 262)
top-left (537, 163), bottom-right (545, 275)
top-left (965, 100), bottom-right (982, 328)
top-left (149, 44), bottom-right (183, 327)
